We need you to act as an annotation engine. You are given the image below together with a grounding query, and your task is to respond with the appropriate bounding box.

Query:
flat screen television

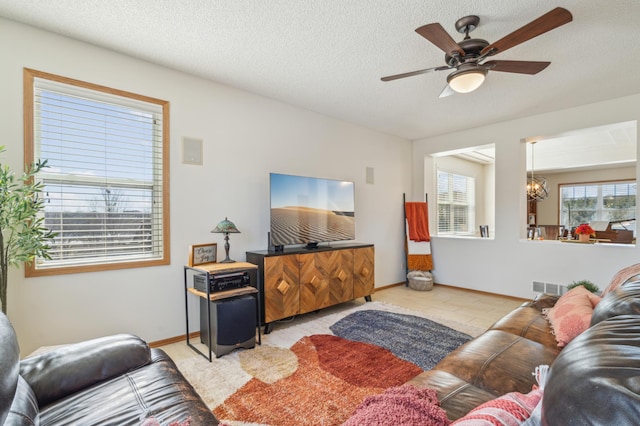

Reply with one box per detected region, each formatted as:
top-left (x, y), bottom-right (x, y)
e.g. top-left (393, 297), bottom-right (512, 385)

top-left (269, 173), bottom-right (355, 249)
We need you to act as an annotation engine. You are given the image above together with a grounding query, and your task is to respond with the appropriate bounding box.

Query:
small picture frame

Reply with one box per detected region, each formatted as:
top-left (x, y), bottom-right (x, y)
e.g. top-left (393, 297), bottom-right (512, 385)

top-left (188, 243), bottom-right (217, 266)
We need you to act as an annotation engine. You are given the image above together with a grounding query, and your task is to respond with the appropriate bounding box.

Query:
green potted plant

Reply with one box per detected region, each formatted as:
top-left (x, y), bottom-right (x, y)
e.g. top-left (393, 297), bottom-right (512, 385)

top-left (0, 146), bottom-right (55, 314)
top-left (567, 279), bottom-right (600, 294)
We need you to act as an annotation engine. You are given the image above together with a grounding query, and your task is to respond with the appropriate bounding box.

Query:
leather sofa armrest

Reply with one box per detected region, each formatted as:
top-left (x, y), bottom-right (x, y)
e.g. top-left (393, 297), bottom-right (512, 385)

top-left (20, 334), bottom-right (151, 407)
top-left (526, 293), bottom-right (560, 311)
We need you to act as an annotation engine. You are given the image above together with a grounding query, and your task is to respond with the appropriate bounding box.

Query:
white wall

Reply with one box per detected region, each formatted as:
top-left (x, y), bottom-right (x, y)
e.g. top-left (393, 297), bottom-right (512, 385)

top-left (414, 94), bottom-right (640, 299)
top-left (0, 18), bottom-right (412, 354)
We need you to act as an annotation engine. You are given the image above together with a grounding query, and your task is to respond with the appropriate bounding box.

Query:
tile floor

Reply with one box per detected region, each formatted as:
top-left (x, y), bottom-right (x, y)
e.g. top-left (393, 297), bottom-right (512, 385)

top-left (373, 284), bottom-right (525, 330)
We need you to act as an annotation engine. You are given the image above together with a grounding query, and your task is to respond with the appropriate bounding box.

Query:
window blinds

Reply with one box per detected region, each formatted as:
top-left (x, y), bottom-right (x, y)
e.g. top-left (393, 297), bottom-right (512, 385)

top-left (437, 170), bottom-right (476, 234)
top-left (33, 77), bottom-right (165, 268)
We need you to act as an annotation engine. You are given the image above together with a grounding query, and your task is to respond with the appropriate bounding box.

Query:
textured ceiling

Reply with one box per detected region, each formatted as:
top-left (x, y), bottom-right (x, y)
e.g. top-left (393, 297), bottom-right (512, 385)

top-left (1, 0), bottom-right (640, 140)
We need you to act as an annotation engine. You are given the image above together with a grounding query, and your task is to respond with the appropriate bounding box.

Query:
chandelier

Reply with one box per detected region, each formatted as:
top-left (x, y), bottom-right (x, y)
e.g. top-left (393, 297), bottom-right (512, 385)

top-left (527, 142), bottom-right (549, 201)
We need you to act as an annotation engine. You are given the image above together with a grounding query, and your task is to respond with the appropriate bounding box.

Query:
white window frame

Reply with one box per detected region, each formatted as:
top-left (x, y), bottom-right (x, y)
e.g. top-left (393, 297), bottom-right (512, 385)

top-left (24, 68), bottom-right (170, 276)
top-left (436, 170), bottom-right (476, 235)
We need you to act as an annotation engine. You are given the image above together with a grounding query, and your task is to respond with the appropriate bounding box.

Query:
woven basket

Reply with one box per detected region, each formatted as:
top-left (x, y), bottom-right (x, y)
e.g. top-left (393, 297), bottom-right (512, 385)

top-left (407, 271), bottom-right (433, 291)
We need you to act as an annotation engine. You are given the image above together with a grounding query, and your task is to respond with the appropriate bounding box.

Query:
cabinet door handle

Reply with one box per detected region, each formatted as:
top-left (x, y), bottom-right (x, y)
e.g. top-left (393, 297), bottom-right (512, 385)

top-left (277, 279), bottom-right (291, 295)
top-left (360, 266), bottom-right (371, 277)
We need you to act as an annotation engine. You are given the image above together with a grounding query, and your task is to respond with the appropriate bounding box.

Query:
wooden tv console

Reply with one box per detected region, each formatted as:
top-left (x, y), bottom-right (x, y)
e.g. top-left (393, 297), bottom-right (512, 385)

top-left (246, 243), bottom-right (374, 333)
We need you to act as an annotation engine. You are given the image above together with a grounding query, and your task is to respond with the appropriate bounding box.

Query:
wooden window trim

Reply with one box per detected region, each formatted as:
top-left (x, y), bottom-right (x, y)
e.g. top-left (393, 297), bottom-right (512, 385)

top-left (23, 68), bottom-right (171, 276)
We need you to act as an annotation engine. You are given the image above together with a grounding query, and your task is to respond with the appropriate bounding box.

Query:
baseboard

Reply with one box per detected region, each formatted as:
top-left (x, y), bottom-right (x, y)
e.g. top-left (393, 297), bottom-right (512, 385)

top-left (432, 282), bottom-right (528, 302)
top-left (374, 282), bottom-right (406, 291)
top-left (375, 281), bottom-right (527, 302)
top-left (149, 331), bottom-right (199, 348)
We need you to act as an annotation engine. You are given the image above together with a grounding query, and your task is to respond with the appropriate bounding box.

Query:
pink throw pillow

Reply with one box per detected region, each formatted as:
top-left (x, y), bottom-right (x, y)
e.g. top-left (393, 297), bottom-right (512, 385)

top-left (451, 387), bottom-right (543, 425)
top-left (602, 263), bottom-right (640, 296)
top-left (543, 286), bottom-right (601, 347)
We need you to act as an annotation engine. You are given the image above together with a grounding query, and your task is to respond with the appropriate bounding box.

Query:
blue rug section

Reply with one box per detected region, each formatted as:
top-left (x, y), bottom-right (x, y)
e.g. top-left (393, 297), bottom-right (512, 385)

top-left (329, 309), bottom-right (471, 370)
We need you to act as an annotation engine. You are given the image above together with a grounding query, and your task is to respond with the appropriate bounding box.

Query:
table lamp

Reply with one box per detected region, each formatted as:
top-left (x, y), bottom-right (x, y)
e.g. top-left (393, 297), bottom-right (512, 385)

top-left (211, 217), bottom-right (240, 263)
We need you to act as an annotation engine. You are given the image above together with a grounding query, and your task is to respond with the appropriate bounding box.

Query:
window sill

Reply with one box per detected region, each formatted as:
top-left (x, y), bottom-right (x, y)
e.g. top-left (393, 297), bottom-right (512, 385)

top-left (433, 235), bottom-right (493, 240)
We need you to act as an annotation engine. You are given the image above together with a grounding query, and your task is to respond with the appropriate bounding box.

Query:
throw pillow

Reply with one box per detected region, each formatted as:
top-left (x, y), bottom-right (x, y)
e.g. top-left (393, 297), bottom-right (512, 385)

top-left (343, 384), bottom-right (450, 426)
top-left (452, 365), bottom-right (549, 426)
top-left (451, 387), bottom-right (543, 426)
top-left (601, 263), bottom-right (640, 296)
top-left (542, 285), bottom-right (601, 347)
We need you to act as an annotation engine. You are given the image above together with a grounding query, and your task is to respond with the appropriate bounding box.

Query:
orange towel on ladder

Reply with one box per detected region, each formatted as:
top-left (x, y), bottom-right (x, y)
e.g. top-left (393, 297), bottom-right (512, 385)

top-left (405, 202), bottom-right (430, 242)
top-left (405, 201), bottom-right (433, 271)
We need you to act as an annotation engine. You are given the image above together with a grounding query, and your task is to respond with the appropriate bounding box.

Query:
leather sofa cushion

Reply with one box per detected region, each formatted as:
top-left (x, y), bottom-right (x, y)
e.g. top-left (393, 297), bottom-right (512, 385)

top-left (542, 315), bottom-right (640, 425)
top-left (0, 311), bottom-right (20, 425)
top-left (5, 376), bottom-right (39, 426)
top-left (39, 349), bottom-right (218, 426)
top-left (489, 306), bottom-right (558, 348)
top-left (526, 293), bottom-right (560, 311)
top-left (408, 370), bottom-right (496, 421)
top-left (591, 280), bottom-right (640, 325)
top-left (20, 334), bottom-right (152, 407)
top-left (435, 330), bottom-right (558, 396)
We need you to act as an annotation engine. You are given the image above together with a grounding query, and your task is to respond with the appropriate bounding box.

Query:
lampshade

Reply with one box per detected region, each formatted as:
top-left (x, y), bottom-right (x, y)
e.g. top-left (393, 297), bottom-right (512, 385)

top-left (447, 67), bottom-right (487, 93)
top-left (211, 217), bottom-right (240, 234)
top-left (211, 217), bottom-right (240, 263)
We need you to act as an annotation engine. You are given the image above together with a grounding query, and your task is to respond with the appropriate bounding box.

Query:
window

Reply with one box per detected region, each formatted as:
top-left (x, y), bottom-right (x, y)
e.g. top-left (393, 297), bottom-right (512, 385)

top-left (437, 170), bottom-right (476, 235)
top-left (560, 181), bottom-right (636, 235)
top-left (24, 69), bottom-right (170, 276)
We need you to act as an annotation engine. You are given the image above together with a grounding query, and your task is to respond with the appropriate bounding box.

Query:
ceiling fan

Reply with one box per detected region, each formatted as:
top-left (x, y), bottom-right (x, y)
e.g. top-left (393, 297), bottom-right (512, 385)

top-left (381, 7), bottom-right (572, 97)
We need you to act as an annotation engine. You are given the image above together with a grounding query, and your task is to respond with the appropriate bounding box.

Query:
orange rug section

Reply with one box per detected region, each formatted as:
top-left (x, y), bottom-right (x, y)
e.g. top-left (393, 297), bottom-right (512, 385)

top-left (213, 334), bottom-right (422, 425)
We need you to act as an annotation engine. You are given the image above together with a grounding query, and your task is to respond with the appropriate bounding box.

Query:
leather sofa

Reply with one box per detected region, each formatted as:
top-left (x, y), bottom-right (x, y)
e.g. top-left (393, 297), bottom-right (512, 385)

top-left (409, 273), bottom-right (640, 424)
top-left (0, 311), bottom-right (218, 425)
top-left (541, 278), bottom-right (640, 425)
top-left (408, 292), bottom-right (561, 421)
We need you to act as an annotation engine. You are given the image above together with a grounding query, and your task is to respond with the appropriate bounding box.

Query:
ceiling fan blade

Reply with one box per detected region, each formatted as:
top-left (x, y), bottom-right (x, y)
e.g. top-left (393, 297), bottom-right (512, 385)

top-left (481, 7), bottom-right (572, 56)
top-left (439, 84), bottom-right (456, 98)
top-left (415, 23), bottom-right (465, 57)
top-left (381, 66), bottom-right (449, 82)
top-left (484, 60), bottom-right (550, 74)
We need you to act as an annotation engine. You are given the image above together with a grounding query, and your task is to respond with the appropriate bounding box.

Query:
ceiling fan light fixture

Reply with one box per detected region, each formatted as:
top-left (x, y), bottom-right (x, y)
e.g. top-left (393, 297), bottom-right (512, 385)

top-left (447, 67), bottom-right (488, 93)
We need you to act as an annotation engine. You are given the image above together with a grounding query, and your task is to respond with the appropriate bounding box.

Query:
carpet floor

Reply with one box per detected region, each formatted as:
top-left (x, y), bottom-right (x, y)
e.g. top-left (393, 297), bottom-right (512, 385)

top-left (173, 300), bottom-right (484, 426)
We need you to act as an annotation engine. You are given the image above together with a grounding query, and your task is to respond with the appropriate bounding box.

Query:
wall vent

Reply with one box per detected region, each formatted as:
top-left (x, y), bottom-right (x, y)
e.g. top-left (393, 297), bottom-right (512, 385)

top-left (545, 283), bottom-right (560, 295)
top-left (532, 281), bottom-right (545, 293)
top-left (532, 281), bottom-right (567, 295)
top-left (546, 283), bottom-right (568, 296)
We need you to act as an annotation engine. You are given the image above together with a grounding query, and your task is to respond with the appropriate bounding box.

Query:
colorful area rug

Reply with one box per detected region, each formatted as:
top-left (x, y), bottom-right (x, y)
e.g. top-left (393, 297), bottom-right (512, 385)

top-left (214, 334), bottom-right (422, 425)
top-left (171, 301), bottom-right (481, 426)
top-left (330, 310), bottom-right (472, 370)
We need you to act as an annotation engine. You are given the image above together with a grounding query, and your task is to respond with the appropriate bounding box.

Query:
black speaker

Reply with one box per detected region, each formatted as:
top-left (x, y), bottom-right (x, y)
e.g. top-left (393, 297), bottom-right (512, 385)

top-left (200, 295), bottom-right (256, 358)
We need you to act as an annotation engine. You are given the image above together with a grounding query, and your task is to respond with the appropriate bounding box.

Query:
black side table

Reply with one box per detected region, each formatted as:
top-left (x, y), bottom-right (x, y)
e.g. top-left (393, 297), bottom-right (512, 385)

top-left (184, 262), bottom-right (261, 361)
